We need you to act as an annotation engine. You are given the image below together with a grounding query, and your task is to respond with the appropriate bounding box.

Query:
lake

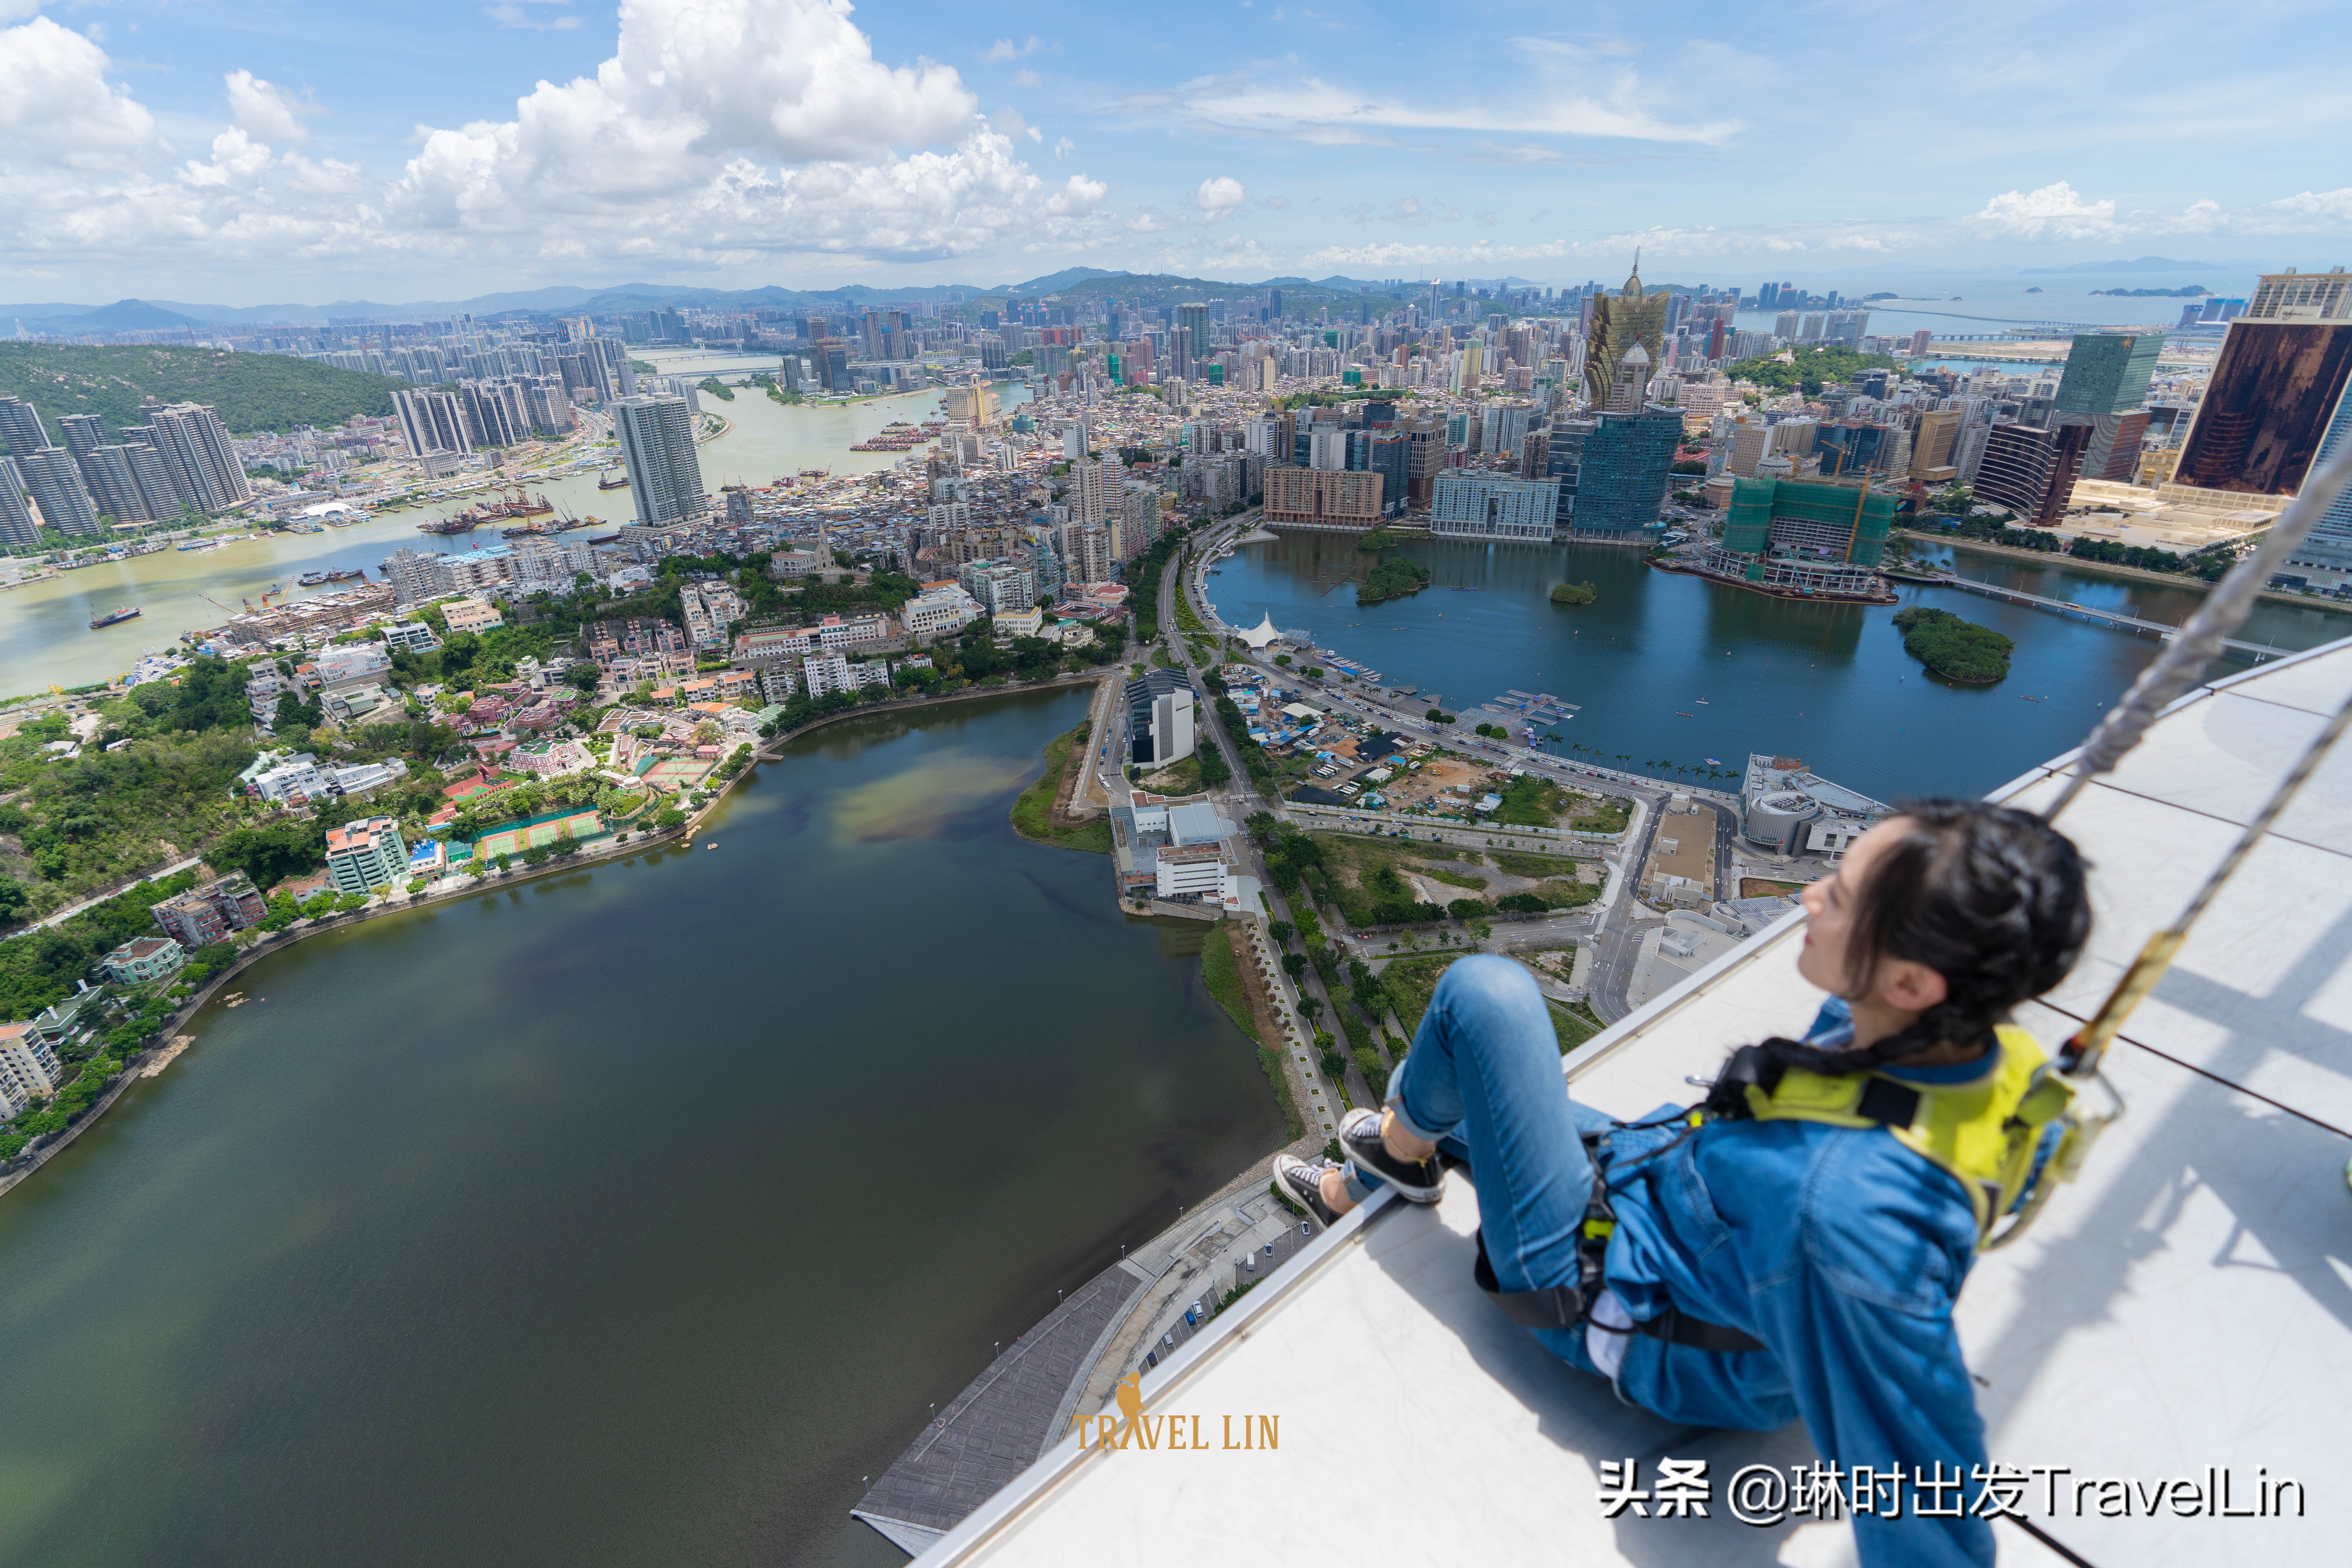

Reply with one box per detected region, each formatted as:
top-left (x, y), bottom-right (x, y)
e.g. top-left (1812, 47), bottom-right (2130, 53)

top-left (1203, 532), bottom-right (2348, 804)
top-left (0, 688), bottom-right (1281, 1567)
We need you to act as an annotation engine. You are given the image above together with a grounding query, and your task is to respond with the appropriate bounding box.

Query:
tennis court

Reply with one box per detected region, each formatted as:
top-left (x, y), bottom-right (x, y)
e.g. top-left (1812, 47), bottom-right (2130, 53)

top-left (643, 758), bottom-right (715, 788)
top-left (473, 809), bottom-right (604, 860)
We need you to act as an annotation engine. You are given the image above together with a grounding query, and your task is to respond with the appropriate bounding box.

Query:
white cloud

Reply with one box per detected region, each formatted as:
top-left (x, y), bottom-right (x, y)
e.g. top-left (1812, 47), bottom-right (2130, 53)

top-left (1965, 178), bottom-right (2352, 243)
top-left (983, 36), bottom-right (1040, 62)
top-left (1162, 42), bottom-right (1737, 148)
top-left (1191, 175), bottom-right (1247, 220)
top-left (225, 69), bottom-right (321, 146)
top-left (1012, 68), bottom-right (1040, 88)
top-left (0, 0), bottom-right (1112, 285)
top-left (1053, 136), bottom-right (1074, 158)
top-left (0, 1), bottom-right (50, 22)
top-left (1047, 175), bottom-right (1108, 216)
top-left (0, 18), bottom-right (160, 167)
top-left (1968, 180), bottom-right (2121, 241)
top-left (486, 1), bottom-right (583, 29)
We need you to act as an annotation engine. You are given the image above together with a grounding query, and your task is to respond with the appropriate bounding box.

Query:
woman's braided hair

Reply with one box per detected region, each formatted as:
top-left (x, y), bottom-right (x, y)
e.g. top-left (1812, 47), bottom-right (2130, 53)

top-left (1764, 799), bottom-right (2091, 1076)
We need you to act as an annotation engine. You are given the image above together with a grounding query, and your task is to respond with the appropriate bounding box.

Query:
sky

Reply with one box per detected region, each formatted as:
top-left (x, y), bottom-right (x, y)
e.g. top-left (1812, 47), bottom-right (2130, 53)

top-left (4, 0), bottom-right (2351, 306)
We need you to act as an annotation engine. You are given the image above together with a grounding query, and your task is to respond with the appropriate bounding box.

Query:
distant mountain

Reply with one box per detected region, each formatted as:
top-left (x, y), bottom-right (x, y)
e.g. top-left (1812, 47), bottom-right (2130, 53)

top-left (6, 267), bottom-right (1453, 332)
top-left (75, 299), bottom-right (203, 331)
top-left (1001, 267), bottom-right (1132, 295)
top-left (0, 343), bottom-right (408, 434)
top-left (2019, 256), bottom-right (2224, 275)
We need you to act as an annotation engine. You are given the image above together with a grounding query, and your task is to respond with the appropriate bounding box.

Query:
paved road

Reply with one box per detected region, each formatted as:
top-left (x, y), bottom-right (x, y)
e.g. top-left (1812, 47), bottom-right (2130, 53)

top-left (10, 855), bottom-right (206, 937)
top-left (1143, 523), bottom-right (1369, 1119)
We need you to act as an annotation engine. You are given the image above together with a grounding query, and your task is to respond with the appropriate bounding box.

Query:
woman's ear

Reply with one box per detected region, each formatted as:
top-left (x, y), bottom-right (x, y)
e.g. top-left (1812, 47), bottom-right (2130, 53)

top-left (1878, 958), bottom-right (1949, 1017)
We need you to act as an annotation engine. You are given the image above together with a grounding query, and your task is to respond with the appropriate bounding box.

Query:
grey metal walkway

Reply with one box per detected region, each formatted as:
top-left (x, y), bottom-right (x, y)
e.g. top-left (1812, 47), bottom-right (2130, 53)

top-left (1923, 572), bottom-right (2280, 657)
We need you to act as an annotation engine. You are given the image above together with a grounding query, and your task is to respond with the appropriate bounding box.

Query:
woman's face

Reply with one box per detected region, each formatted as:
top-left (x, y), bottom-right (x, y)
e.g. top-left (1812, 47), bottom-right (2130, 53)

top-left (1796, 816), bottom-right (1910, 998)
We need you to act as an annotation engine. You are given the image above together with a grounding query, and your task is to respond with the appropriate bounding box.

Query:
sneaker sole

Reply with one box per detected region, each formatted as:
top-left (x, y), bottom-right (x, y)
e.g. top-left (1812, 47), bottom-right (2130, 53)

top-left (1269, 1163), bottom-right (1341, 1228)
top-left (1338, 1111), bottom-right (1446, 1204)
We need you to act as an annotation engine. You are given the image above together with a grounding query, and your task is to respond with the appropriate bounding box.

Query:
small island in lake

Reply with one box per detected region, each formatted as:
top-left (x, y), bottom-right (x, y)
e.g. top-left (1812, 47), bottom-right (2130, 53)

top-left (1358, 556), bottom-right (1434, 605)
top-left (1549, 581), bottom-right (1597, 606)
top-left (1894, 606), bottom-right (2013, 683)
top-left (1356, 528), bottom-right (1399, 550)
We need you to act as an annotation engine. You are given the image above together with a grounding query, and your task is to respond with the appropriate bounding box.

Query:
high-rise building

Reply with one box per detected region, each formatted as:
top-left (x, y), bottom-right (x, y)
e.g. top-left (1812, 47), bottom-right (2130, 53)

top-left (57, 412), bottom-right (106, 459)
top-left (1584, 266), bottom-right (1668, 405)
top-left (2054, 333), bottom-right (2165, 418)
top-left (118, 442), bottom-right (185, 519)
top-left (2286, 381), bottom-right (2352, 586)
top-left (0, 395), bottom-right (47, 458)
top-left (1976, 423), bottom-right (2093, 526)
top-left (1430, 472), bottom-right (1560, 542)
top-left (612, 394), bottom-right (706, 526)
top-left (20, 446), bottom-right (101, 536)
top-left (0, 457), bottom-right (39, 548)
top-left (1177, 303), bottom-right (1210, 364)
top-left (2167, 269), bottom-right (2352, 514)
top-left (325, 816), bottom-right (408, 895)
top-left (381, 548), bottom-right (445, 606)
top-left (141, 403), bottom-right (248, 514)
top-left (1124, 668), bottom-right (1196, 768)
top-left (1366, 430), bottom-right (1410, 518)
top-left (1605, 344), bottom-right (1651, 414)
top-left (77, 445), bottom-right (156, 523)
top-left (1069, 523), bottom-right (1112, 585)
top-left (1698, 475), bottom-right (1896, 595)
top-left (1263, 466), bottom-right (1384, 532)
top-left (2080, 412), bottom-right (2154, 483)
top-left (1552, 409), bottom-right (1680, 539)
top-left (1910, 408), bottom-right (1963, 481)
top-left (1117, 481), bottom-right (1162, 559)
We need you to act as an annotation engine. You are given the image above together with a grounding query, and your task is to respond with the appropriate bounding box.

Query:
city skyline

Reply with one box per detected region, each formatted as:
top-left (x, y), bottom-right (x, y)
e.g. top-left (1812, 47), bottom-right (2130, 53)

top-left (5, 0), bottom-right (2352, 304)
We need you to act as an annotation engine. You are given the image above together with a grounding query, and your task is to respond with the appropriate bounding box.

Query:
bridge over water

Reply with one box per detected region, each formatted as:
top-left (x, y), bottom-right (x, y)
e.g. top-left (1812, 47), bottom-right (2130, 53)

top-left (1918, 572), bottom-right (2282, 659)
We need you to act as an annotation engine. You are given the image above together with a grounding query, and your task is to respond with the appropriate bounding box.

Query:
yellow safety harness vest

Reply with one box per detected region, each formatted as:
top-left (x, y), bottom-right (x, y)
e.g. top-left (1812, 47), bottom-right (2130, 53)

top-left (1474, 1025), bottom-right (2095, 1342)
top-left (1728, 1024), bottom-right (2079, 1246)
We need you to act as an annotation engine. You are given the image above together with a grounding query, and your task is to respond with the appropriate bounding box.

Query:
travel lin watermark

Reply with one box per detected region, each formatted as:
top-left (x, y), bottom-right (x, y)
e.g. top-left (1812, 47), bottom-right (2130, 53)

top-left (1597, 1458), bottom-right (2307, 1524)
top-left (1075, 1373), bottom-right (1279, 1453)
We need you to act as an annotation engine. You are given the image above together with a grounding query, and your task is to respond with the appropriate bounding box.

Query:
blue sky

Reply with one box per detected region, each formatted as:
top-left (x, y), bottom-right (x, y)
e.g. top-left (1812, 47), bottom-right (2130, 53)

top-left (4, 0), bottom-right (2349, 305)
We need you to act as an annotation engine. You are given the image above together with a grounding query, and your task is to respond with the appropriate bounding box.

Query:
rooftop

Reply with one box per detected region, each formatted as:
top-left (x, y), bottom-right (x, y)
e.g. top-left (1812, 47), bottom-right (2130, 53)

top-left (904, 634), bottom-right (2352, 1568)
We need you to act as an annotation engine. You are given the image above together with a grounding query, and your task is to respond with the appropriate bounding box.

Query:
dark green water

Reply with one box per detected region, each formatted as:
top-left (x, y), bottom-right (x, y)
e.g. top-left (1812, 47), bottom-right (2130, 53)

top-left (0, 689), bottom-right (1281, 1567)
top-left (1207, 534), bottom-right (2350, 802)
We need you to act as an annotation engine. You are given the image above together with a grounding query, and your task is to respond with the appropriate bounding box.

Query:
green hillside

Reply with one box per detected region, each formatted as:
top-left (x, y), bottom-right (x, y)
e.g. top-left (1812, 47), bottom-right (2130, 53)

top-left (0, 344), bottom-right (409, 437)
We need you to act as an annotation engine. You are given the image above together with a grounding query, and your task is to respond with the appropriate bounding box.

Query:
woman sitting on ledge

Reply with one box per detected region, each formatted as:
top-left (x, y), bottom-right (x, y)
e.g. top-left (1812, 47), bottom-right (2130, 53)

top-left (1274, 800), bottom-right (2089, 1568)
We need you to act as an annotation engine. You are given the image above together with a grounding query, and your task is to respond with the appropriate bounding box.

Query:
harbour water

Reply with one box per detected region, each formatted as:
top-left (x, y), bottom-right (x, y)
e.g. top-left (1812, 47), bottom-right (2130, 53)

top-left (0, 690), bottom-right (1279, 1567)
top-left (0, 365), bottom-right (1027, 695)
top-left (1204, 533), bottom-right (2347, 803)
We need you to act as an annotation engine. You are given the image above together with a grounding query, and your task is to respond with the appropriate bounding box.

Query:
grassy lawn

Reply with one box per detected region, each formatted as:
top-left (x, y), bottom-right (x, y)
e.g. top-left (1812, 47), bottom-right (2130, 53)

top-left (1010, 725), bottom-right (1114, 854)
top-left (1379, 953), bottom-right (1593, 1053)
top-left (1740, 877), bottom-right (1810, 898)
top-left (1201, 920), bottom-right (1259, 1044)
top-left (1494, 774), bottom-right (1572, 827)
top-left (1426, 866), bottom-right (1489, 891)
top-left (1566, 796), bottom-right (1633, 834)
top-left (1490, 848), bottom-right (1584, 878)
top-left (1204, 921), bottom-right (1303, 1139)
top-left (1175, 596), bottom-right (1210, 635)
top-left (1139, 752), bottom-right (1205, 795)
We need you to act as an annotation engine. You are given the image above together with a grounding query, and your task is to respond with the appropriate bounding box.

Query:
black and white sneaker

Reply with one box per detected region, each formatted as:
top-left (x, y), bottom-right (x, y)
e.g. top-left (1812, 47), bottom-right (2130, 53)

top-left (1339, 1106), bottom-right (1444, 1204)
top-left (1270, 1155), bottom-right (1342, 1227)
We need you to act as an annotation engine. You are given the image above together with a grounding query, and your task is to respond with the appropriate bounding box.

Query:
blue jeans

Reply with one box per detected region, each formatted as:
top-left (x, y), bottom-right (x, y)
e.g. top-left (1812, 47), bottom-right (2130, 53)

top-left (1385, 956), bottom-right (1606, 1310)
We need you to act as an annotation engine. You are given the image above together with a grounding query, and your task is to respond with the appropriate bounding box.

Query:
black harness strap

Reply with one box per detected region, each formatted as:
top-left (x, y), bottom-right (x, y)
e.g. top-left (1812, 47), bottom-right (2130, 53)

top-left (1472, 1231), bottom-right (1763, 1353)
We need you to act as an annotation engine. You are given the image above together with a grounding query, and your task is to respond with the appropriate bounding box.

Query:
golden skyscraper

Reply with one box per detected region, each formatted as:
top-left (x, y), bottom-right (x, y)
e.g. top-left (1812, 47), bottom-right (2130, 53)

top-left (1583, 261), bottom-right (1669, 405)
